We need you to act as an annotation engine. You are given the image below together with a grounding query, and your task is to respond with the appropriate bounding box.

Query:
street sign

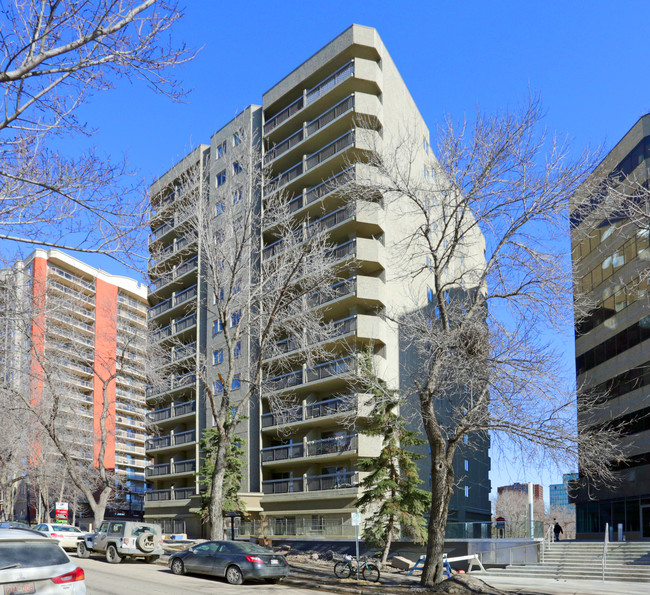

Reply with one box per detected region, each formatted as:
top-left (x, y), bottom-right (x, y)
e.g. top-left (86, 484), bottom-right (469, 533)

top-left (351, 512), bottom-right (361, 526)
top-left (55, 502), bottom-right (68, 524)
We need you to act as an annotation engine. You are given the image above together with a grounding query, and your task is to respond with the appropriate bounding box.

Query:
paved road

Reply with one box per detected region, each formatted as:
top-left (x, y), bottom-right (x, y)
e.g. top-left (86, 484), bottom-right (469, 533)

top-left (75, 556), bottom-right (330, 595)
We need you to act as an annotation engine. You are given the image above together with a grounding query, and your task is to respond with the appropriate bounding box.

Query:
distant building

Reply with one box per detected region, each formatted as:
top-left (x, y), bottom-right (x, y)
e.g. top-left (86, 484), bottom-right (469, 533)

top-left (1, 249), bottom-right (148, 517)
top-left (497, 483), bottom-right (543, 501)
top-left (549, 473), bottom-right (578, 512)
top-left (570, 114), bottom-right (650, 540)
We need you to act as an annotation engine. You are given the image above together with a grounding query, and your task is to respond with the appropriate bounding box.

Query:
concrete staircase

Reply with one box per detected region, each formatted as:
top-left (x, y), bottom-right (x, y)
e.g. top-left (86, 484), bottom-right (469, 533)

top-left (485, 541), bottom-right (650, 583)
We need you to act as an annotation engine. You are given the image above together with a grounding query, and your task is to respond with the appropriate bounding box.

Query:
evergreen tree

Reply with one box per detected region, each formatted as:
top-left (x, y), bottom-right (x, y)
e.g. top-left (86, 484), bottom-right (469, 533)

top-left (356, 356), bottom-right (431, 565)
top-left (197, 427), bottom-right (246, 530)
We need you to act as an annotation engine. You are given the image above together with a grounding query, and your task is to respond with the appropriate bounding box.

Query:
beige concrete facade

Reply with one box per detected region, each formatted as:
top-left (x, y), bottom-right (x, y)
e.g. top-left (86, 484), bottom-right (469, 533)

top-left (571, 114), bottom-right (650, 539)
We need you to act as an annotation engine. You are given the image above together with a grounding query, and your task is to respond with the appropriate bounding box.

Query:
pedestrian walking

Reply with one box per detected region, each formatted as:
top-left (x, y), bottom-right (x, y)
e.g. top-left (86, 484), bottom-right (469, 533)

top-left (553, 520), bottom-right (563, 542)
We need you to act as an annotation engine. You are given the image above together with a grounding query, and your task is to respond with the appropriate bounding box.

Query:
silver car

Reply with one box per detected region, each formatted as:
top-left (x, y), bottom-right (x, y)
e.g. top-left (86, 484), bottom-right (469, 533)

top-left (33, 524), bottom-right (85, 551)
top-left (0, 528), bottom-right (86, 593)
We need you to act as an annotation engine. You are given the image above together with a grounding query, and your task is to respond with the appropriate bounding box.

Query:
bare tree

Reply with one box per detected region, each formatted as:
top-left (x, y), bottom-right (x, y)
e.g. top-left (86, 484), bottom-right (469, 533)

top-left (494, 490), bottom-right (545, 537)
top-left (342, 98), bottom-right (626, 585)
top-left (0, 1), bottom-right (195, 262)
top-left (149, 120), bottom-right (344, 540)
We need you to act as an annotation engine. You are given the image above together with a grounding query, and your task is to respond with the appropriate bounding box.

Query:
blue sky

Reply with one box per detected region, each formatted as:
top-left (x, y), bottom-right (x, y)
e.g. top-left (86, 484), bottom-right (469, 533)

top-left (28, 1), bottom-right (650, 502)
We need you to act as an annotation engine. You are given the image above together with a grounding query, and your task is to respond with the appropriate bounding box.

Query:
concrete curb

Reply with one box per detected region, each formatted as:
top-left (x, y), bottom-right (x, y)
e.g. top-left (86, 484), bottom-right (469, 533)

top-left (281, 576), bottom-right (380, 594)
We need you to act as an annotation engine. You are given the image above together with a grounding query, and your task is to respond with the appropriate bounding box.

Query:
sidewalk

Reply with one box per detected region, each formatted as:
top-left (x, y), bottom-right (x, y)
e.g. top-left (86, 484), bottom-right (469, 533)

top-left (284, 561), bottom-right (650, 595)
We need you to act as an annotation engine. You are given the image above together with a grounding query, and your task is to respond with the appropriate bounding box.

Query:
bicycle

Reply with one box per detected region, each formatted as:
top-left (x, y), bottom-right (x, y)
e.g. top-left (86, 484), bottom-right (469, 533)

top-left (333, 555), bottom-right (380, 582)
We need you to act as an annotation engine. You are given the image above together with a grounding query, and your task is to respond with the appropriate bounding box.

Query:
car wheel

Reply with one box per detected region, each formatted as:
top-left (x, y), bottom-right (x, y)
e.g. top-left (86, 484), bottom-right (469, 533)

top-left (144, 555), bottom-right (160, 564)
top-left (77, 541), bottom-right (90, 559)
top-left (225, 564), bottom-right (243, 585)
top-left (106, 544), bottom-right (122, 564)
top-left (170, 558), bottom-right (185, 575)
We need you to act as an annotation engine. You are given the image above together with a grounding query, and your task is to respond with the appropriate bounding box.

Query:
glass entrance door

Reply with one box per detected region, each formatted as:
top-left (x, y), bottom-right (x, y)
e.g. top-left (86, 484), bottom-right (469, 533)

top-left (641, 505), bottom-right (650, 538)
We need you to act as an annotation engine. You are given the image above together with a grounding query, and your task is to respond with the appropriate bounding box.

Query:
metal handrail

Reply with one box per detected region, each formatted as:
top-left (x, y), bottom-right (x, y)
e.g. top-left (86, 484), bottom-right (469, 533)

top-left (602, 521), bottom-right (609, 581)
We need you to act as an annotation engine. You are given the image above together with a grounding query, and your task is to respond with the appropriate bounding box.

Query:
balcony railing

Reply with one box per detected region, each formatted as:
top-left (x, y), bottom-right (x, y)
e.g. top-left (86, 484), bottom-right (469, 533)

top-left (262, 471), bottom-right (358, 496)
top-left (307, 434), bottom-right (357, 457)
top-left (262, 477), bottom-right (304, 495)
top-left (306, 356), bottom-right (355, 383)
top-left (306, 60), bottom-right (354, 105)
top-left (149, 220), bottom-right (173, 244)
top-left (150, 257), bottom-right (198, 292)
top-left (306, 129), bottom-right (355, 170)
top-left (144, 486), bottom-right (196, 502)
top-left (264, 96), bottom-right (304, 135)
top-left (265, 356), bottom-right (355, 392)
top-left (262, 204), bottom-right (355, 261)
top-left (265, 95), bottom-right (355, 164)
top-left (147, 400), bottom-right (196, 424)
top-left (148, 284), bottom-right (197, 319)
top-left (145, 429), bottom-right (196, 451)
top-left (47, 265), bottom-right (95, 290)
top-left (264, 315), bottom-right (356, 359)
top-left (145, 459), bottom-right (195, 478)
top-left (262, 396), bottom-right (356, 429)
top-left (265, 129), bottom-right (356, 195)
top-left (150, 313), bottom-right (197, 344)
top-left (261, 442), bottom-right (304, 463)
top-left (307, 276), bottom-right (356, 308)
top-left (146, 372), bottom-right (195, 399)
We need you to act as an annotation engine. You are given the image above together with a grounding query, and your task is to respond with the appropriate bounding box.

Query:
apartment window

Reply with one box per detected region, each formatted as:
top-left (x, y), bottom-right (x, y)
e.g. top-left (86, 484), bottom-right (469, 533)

top-left (233, 162), bottom-right (242, 175)
top-left (231, 311), bottom-right (241, 327)
top-left (215, 202), bottom-right (225, 216)
top-left (213, 320), bottom-right (223, 335)
top-left (427, 287), bottom-right (434, 303)
top-left (464, 459), bottom-right (469, 472)
top-left (232, 374), bottom-right (241, 390)
top-left (234, 342), bottom-right (241, 358)
top-left (464, 435), bottom-right (469, 445)
top-left (213, 349), bottom-right (223, 365)
top-left (233, 131), bottom-right (241, 146)
top-left (215, 380), bottom-right (223, 393)
top-left (464, 485), bottom-right (469, 498)
top-left (216, 170), bottom-right (226, 187)
top-left (217, 141), bottom-right (227, 158)
top-left (233, 189), bottom-right (242, 204)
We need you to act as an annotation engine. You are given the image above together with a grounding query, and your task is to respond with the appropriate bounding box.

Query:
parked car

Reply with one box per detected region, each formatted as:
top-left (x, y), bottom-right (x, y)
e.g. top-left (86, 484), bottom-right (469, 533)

top-left (77, 520), bottom-right (163, 563)
top-left (168, 540), bottom-right (290, 585)
top-left (0, 528), bottom-right (86, 593)
top-left (33, 523), bottom-right (85, 550)
top-left (0, 521), bottom-right (30, 530)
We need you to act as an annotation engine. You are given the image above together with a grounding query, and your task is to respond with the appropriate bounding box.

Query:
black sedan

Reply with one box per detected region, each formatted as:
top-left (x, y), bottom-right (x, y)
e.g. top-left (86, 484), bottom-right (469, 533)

top-left (168, 540), bottom-right (290, 585)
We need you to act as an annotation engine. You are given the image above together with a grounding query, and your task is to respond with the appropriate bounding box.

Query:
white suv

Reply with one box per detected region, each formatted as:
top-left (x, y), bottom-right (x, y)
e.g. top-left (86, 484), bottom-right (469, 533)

top-left (77, 521), bottom-right (163, 564)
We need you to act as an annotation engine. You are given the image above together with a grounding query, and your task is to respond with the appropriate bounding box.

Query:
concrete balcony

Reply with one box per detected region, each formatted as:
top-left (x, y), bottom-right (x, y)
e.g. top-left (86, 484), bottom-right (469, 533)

top-left (144, 486), bottom-right (195, 502)
top-left (147, 400), bottom-right (196, 425)
top-left (261, 471), bottom-right (359, 498)
top-left (150, 313), bottom-right (197, 344)
top-left (145, 429), bottom-right (196, 454)
top-left (262, 395), bottom-right (366, 431)
top-left (265, 355), bottom-right (356, 394)
top-left (264, 58), bottom-right (381, 142)
top-left (150, 256), bottom-right (198, 296)
top-left (47, 265), bottom-right (95, 292)
top-left (261, 434), bottom-right (358, 468)
top-left (145, 458), bottom-right (196, 479)
top-left (146, 372), bottom-right (196, 401)
top-left (149, 235), bottom-right (194, 268)
top-left (147, 284), bottom-right (197, 321)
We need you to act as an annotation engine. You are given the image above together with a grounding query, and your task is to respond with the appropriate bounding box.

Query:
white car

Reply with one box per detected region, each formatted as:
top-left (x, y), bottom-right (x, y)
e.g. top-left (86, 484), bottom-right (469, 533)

top-left (0, 528), bottom-right (86, 593)
top-left (33, 524), bottom-right (85, 551)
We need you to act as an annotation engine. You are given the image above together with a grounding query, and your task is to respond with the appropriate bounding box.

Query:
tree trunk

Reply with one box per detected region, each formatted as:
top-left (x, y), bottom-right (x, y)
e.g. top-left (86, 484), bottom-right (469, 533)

top-left (208, 443), bottom-right (228, 540)
top-left (420, 457), bottom-right (454, 586)
top-left (91, 487), bottom-right (112, 527)
top-left (381, 515), bottom-right (395, 566)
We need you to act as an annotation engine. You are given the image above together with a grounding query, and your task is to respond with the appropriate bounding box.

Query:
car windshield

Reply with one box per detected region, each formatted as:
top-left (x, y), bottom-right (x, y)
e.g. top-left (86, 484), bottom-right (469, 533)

top-left (228, 542), bottom-right (273, 554)
top-left (0, 542), bottom-right (69, 569)
top-left (53, 526), bottom-right (80, 532)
